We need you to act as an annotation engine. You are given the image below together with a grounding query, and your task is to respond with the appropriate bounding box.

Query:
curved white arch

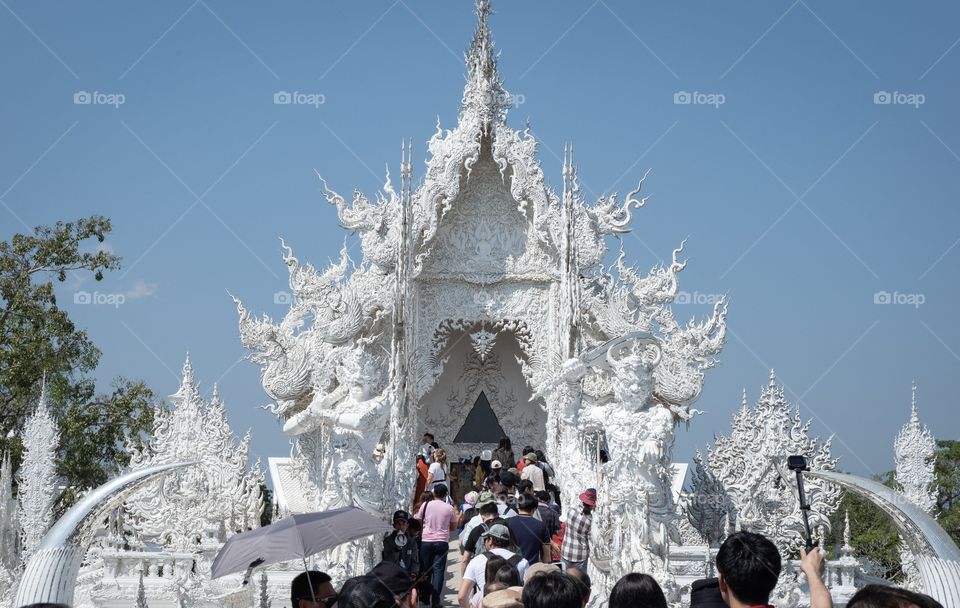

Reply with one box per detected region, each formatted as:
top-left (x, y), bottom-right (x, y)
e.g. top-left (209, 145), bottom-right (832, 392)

top-left (14, 461), bottom-right (196, 607)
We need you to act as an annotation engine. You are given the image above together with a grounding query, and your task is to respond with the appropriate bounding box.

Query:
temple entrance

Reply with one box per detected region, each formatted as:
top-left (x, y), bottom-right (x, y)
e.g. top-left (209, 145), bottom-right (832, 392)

top-left (417, 327), bottom-right (545, 467)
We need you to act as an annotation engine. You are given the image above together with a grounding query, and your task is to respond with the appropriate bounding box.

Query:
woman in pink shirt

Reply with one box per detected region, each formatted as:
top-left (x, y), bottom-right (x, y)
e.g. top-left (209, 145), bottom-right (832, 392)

top-left (414, 484), bottom-right (458, 608)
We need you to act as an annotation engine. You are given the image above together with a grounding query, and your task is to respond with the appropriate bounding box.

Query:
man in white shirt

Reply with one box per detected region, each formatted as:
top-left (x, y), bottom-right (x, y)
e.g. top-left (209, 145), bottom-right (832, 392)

top-left (457, 524), bottom-right (528, 608)
top-left (519, 452), bottom-right (545, 492)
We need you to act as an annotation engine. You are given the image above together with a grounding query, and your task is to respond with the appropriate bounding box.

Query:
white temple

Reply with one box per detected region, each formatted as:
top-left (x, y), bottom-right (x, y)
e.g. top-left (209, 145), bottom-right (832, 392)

top-left (3, 2), bottom-right (959, 607)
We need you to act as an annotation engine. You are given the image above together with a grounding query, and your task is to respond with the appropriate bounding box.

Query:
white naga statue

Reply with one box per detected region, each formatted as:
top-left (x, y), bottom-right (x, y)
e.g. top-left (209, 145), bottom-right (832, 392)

top-left (283, 349), bottom-right (392, 512)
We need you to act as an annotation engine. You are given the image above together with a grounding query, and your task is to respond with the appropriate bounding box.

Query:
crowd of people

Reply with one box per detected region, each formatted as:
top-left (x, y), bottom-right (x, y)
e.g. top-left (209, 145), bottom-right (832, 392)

top-left (285, 433), bottom-right (945, 608)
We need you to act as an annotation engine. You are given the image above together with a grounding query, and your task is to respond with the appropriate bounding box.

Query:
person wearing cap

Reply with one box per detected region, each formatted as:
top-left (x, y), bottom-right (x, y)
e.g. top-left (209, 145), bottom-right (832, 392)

top-left (492, 481), bottom-right (518, 519)
top-left (461, 490), bottom-right (496, 546)
top-left (560, 488), bottom-right (596, 574)
top-left (458, 524), bottom-right (529, 608)
top-left (337, 560), bottom-right (418, 608)
top-left (459, 490), bottom-right (480, 532)
top-left (461, 501), bottom-right (508, 576)
top-left (290, 570), bottom-right (336, 608)
top-left (516, 445), bottom-right (534, 472)
top-left (482, 586), bottom-right (523, 608)
top-left (519, 452), bottom-right (545, 491)
top-left (382, 510), bottom-right (419, 577)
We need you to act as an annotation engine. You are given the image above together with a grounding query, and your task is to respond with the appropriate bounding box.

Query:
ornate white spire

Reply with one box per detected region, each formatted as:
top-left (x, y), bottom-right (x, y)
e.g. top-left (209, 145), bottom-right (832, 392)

top-left (690, 373), bottom-right (841, 554)
top-left (135, 571), bottom-right (148, 608)
top-left (841, 510), bottom-right (853, 555)
top-left (17, 378), bottom-right (60, 559)
top-left (461, 0), bottom-right (510, 131)
top-left (894, 381), bottom-right (937, 513)
top-left (125, 357), bottom-right (263, 550)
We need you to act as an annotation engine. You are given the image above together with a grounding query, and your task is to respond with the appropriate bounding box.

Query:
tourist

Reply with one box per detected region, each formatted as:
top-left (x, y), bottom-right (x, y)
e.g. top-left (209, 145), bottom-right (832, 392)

top-left (523, 561), bottom-right (560, 583)
top-left (520, 453), bottom-right (545, 491)
top-left (521, 571), bottom-right (581, 608)
top-left (482, 587), bottom-right (523, 608)
top-left (506, 494), bottom-right (550, 564)
top-left (493, 481), bottom-right (518, 518)
top-left (414, 483), bottom-right (457, 608)
top-left (492, 562), bottom-right (522, 587)
top-left (492, 437), bottom-right (515, 471)
top-left (517, 445), bottom-right (534, 471)
top-left (290, 570), bottom-right (336, 608)
top-left (459, 490), bottom-right (480, 532)
top-left (414, 490), bottom-right (435, 515)
top-left (477, 449), bottom-right (493, 485)
top-left (846, 584), bottom-right (943, 608)
top-left (688, 578), bottom-right (725, 608)
top-left (421, 432), bottom-right (436, 459)
top-left (426, 448), bottom-right (449, 493)
top-left (337, 561), bottom-right (418, 608)
top-left (534, 449), bottom-right (555, 485)
top-left (608, 573), bottom-right (668, 608)
top-left (534, 490), bottom-right (561, 540)
top-left (458, 524), bottom-right (529, 608)
top-left (462, 501), bottom-right (508, 575)
top-left (566, 567), bottom-right (591, 607)
top-left (415, 454), bottom-right (429, 502)
top-left (487, 459), bottom-right (503, 487)
top-left (560, 488), bottom-right (596, 574)
top-left (714, 531), bottom-right (781, 608)
top-left (461, 490), bottom-right (497, 548)
top-left (470, 556), bottom-right (507, 608)
top-left (517, 479), bottom-right (535, 498)
top-left (381, 509), bottom-right (419, 577)
top-left (800, 545), bottom-right (834, 608)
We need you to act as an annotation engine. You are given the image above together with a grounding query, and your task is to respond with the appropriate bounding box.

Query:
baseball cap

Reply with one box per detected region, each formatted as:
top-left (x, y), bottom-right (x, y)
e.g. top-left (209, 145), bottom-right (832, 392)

top-left (481, 449), bottom-right (493, 461)
top-left (491, 459), bottom-right (502, 469)
top-left (523, 452), bottom-right (538, 463)
top-left (480, 523), bottom-right (511, 542)
top-left (482, 587), bottom-right (523, 608)
top-left (392, 509), bottom-right (409, 523)
top-left (367, 560), bottom-right (418, 599)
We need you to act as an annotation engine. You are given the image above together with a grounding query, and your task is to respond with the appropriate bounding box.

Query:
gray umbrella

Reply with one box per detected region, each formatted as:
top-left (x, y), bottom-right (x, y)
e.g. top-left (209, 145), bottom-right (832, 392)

top-left (211, 506), bottom-right (394, 579)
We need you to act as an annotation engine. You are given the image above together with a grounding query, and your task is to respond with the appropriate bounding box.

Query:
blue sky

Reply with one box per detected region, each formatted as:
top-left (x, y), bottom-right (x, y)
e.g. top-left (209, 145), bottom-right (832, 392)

top-left (1, 1), bottom-right (958, 479)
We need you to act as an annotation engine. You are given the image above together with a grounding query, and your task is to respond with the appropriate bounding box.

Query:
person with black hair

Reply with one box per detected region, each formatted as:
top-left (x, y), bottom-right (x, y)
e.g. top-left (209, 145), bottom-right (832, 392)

top-left (846, 584), bottom-right (944, 608)
top-left (492, 437), bottom-right (515, 472)
top-left (459, 524), bottom-right (529, 608)
top-left (289, 570), bottom-right (336, 608)
top-left (414, 483), bottom-right (457, 608)
top-left (382, 510), bottom-right (419, 576)
top-left (462, 500), bottom-right (509, 575)
top-left (517, 479), bottom-right (534, 496)
top-left (566, 567), bottom-right (592, 608)
top-left (521, 571), bottom-right (582, 608)
top-left (506, 493), bottom-right (550, 564)
top-left (715, 531), bottom-right (781, 608)
top-left (608, 572), bottom-right (668, 608)
top-left (535, 490), bottom-right (561, 539)
top-left (337, 561), bottom-right (419, 608)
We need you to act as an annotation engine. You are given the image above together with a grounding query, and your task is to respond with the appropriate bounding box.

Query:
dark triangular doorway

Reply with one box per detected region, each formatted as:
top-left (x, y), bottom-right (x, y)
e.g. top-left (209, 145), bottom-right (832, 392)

top-left (453, 391), bottom-right (507, 443)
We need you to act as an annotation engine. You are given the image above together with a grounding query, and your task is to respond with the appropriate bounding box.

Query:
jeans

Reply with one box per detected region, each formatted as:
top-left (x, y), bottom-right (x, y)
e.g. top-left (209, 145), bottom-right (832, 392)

top-left (419, 540), bottom-right (448, 606)
top-left (562, 558), bottom-right (588, 575)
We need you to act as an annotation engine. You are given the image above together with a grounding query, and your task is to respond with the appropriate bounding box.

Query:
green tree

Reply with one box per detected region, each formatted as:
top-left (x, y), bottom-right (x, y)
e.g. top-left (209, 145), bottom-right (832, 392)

top-left (0, 217), bottom-right (158, 511)
top-left (934, 439), bottom-right (960, 546)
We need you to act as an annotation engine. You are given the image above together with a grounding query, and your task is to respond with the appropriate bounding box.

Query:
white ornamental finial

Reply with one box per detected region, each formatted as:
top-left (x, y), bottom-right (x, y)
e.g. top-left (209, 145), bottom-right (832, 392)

top-left (18, 385), bottom-right (60, 559)
top-left (910, 380), bottom-right (919, 424)
top-left (894, 381), bottom-right (937, 513)
top-left (842, 510), bottom-right (852, 551)
top-left (461, 0), bottom-right (509, 129)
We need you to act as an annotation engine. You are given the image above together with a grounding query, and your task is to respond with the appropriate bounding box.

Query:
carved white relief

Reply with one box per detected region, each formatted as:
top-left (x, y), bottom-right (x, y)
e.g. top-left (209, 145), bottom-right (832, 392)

top-left (17, 380), bottom-right (59, 560)
top-left (894, 382), bottom-right (937, 514)
top-left (690, 373), bottom-right (841, 555)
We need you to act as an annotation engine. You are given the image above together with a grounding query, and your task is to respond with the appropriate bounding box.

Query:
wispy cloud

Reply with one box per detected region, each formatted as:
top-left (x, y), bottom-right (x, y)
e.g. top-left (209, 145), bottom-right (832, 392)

top-left (124, 279), bottom-right (159, 300)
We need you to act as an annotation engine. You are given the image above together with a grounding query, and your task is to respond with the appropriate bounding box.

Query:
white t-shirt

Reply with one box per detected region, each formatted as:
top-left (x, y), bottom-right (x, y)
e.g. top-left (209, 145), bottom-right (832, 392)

top-left (463, 548), bottom-right (529, 596)
top-left (428, 462), bottom-right (446, 486)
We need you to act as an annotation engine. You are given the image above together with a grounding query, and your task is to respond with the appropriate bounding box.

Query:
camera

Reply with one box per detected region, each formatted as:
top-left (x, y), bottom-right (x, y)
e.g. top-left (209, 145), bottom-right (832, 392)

top-left (787, 455), bottom-right (808, 472)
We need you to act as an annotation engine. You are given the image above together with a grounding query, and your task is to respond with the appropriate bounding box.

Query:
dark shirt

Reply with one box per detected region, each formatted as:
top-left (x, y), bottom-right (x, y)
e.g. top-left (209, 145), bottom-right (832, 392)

top-left (465, 517), bottom-right (508, 556)
top-left (537, 502), bottom-right (561, 538)
top-left (507, 514), bottom-right (549, 564)
top-left (382, 529), bottom-right (420, 574)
